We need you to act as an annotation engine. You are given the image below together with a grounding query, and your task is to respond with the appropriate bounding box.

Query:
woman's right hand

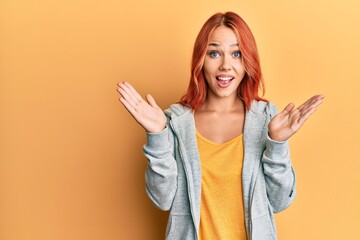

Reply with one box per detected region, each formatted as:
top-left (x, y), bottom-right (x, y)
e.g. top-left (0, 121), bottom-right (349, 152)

top-left (117, 82), bottom-right (167, 133)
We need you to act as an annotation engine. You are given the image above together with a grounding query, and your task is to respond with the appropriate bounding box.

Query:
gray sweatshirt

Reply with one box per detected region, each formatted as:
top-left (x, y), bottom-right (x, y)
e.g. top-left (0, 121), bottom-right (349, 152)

top-left (143, 101), bottom-right (296, 240)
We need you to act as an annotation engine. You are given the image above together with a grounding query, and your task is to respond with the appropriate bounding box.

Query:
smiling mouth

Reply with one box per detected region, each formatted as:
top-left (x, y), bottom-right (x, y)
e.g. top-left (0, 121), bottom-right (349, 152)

top-left (216, 76), bottom-right (234, 88)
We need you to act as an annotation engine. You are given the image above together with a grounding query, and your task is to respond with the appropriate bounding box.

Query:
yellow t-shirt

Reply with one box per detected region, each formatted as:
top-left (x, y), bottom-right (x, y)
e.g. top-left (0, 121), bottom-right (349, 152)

top-left (196, 130), bottom-right (247, 240)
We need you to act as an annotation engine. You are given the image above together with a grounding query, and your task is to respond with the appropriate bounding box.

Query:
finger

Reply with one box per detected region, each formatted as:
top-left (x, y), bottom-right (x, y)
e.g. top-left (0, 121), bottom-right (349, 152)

top-left (123, 82), bottom-right (143, 102)
top-left (298, 97), bottom-right (324, 114)
top-left (119, 97), bottom-right (138, 117)
top-left (146, 94), bottom-right (160, 109)
top-left (119, 82), bottom-right (141, 105)
top-left (297, 107), bottom-right (318, 126)
top-left (118, 87), bottom-right (138, 109)
top-left (281, 103), bottom-right (295, 115)
top-left (298, 95), bottom-right (324, 111)
top-left (301, 97), bottom-right (324, 117)
top-left (297, 97), bottom-right (314, 112)
top-left (314, 94), bottom-right (325, 100)
top-left (306, 98), bottom-right (323, 110)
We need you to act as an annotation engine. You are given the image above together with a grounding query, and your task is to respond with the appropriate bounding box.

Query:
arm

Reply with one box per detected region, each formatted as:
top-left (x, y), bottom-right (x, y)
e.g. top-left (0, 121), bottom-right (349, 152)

top-left (143, 125), bottom-right (178, 211)
top-left (263, 95), bottom-right (324, 212)
top-left (262, 131), bottom-right (295, 213)
top-left (117, 82), bottom-right (177, 210)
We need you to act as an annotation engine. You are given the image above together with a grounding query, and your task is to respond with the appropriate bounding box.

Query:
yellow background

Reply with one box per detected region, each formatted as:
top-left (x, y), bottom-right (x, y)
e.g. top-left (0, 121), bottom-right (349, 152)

top-left (1, 0), bottom-right (359, 239)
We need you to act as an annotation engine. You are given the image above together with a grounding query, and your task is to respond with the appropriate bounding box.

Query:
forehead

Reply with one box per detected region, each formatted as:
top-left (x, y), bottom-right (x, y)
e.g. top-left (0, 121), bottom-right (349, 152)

top-left (209, 25), bottom-right (238, 45)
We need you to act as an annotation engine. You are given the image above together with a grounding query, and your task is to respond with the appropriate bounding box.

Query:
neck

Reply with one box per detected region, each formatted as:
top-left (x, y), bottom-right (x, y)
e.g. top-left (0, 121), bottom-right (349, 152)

top-left (200, 93), bottom-right (244, 113)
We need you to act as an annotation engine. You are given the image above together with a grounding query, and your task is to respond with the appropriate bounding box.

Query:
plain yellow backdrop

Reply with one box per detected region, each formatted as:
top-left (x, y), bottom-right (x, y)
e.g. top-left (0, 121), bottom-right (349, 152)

top-left (1, 0), bottom-right (360, 239)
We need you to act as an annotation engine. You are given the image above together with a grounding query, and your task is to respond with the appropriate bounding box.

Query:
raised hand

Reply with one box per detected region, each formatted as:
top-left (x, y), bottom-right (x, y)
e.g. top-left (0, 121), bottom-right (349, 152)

top-left (117, 82), bottom-right (167, 133)
top-left (268, 95), bottom-right (325, 142)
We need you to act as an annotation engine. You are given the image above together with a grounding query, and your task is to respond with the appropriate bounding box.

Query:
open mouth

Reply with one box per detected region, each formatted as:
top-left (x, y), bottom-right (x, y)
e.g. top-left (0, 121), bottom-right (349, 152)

top-left (216, 76), bottom-right (234, 88)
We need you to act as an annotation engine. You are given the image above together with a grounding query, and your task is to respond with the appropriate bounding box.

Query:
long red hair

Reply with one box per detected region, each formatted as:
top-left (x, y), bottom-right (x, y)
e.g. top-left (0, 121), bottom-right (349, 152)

top-left (180, 12), bottom-right (267, 110)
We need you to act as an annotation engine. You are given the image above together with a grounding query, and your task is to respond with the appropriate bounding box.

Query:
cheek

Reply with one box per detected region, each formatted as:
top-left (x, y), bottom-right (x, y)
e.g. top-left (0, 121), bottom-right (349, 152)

top-left (203, 71), bottom-right (212, 85)
top-left (203, 61), bottom-right (217, 79)
top-left (234, 62), bottom-right (246, 74)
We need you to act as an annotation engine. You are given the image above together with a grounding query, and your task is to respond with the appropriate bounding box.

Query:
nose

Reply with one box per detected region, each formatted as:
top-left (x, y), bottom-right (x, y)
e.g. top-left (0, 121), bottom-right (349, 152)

top-left (219, 54), bottom-right (231, 71)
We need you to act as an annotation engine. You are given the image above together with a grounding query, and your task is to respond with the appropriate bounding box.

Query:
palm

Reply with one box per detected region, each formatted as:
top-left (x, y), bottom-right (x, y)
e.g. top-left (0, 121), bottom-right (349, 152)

top-left (268, 95), bottom-right (324, 142)
top-left (117, 82), bottom-right (166, 133)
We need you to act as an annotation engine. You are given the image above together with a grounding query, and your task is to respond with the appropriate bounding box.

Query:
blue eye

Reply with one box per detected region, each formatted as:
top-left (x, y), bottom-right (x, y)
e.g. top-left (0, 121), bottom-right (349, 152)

top-left (209, 51), bottom-right (220, 58)
top-left (233, 51), bottom-right (241, 58)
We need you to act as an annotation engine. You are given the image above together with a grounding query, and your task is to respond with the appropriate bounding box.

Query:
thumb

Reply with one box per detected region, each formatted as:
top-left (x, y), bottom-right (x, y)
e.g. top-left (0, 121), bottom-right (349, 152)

top-left (146, 94), bottom-right (160, 109)
top-left (281, 103), bottom-right (295, 115)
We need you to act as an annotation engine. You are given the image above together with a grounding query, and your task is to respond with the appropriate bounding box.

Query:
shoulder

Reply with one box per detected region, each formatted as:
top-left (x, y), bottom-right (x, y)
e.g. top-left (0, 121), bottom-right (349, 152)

top-left (164, 103), bottom-right (192, 119)
top-left (249, 100), bottom-right (279, 117)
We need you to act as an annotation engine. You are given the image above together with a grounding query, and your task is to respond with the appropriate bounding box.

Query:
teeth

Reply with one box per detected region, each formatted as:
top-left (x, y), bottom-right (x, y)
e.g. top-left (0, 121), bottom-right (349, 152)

top-left (217, 77), bottom-right (233, 81)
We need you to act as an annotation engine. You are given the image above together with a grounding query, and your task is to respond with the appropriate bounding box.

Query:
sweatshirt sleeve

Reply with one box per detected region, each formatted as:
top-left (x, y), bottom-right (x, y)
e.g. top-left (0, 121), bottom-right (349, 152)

top-left (143, 124), bottom-right (178, 211)
top-left (262, 103), bottom-right (296, 213)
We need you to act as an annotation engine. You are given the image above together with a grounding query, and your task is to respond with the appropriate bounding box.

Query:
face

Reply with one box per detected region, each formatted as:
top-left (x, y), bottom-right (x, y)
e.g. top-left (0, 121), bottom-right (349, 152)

top-left (203, 25), bottom-right (246, 100)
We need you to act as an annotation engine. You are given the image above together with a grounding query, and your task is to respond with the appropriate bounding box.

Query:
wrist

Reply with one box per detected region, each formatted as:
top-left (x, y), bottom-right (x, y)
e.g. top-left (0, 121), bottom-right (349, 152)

top-left (268, 132), bottom-right (288, 142)
top-left (146, 125), bottom-right (166, 134)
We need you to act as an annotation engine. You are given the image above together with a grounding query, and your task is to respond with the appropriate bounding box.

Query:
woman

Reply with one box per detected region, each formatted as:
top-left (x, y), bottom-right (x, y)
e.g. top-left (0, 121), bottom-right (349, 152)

top-left (117, 12), bottom-right (323, 240)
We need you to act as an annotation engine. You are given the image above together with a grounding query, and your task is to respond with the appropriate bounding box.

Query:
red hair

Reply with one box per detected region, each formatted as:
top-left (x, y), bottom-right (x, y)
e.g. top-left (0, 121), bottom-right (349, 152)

top-left (180, 12), bottom-right (267, 110)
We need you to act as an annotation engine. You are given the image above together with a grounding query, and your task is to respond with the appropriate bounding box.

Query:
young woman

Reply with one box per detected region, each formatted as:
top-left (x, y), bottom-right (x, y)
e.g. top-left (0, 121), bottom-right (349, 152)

top-left (117, 11), bottom-right (323, 240)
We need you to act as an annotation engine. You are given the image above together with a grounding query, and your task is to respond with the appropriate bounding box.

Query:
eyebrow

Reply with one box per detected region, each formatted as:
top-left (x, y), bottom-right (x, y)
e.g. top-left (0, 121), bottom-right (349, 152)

top-left (208, 42), bottom-right (239, 47)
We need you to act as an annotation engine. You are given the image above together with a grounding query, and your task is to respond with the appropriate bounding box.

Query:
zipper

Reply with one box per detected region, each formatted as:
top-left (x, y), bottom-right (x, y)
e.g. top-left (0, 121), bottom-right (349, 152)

top-left (289, 167), bottom-right (296, 197)
top-left (169, 120), bottom-right (198, 240)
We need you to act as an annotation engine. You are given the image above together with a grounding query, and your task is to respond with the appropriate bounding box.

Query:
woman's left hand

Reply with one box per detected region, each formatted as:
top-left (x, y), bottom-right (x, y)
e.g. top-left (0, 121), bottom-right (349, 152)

top-left (268, 95), bottom-right (325, 142)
